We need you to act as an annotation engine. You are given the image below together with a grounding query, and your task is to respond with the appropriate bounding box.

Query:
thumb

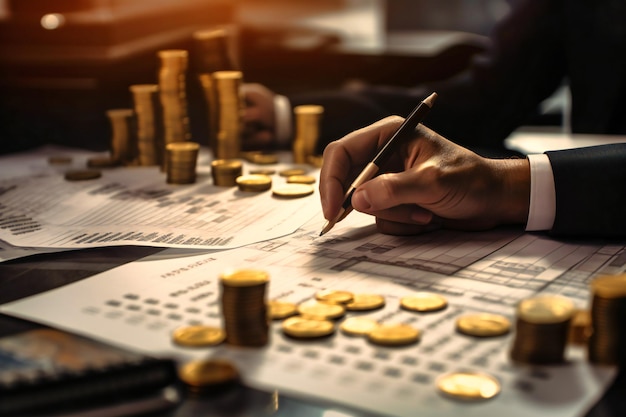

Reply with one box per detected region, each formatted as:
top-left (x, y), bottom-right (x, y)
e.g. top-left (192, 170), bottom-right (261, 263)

top-left (352, 171), bottom-right (428, 212)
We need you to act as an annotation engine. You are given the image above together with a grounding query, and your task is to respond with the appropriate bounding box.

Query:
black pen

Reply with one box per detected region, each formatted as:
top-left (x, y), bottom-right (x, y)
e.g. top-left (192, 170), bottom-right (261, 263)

top-left (319, 92), bottom-right (437, 236)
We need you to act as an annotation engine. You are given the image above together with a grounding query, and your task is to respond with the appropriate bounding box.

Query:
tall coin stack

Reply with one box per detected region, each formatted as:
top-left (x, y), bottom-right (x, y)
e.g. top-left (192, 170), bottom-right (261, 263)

top-left (130, 84), bottom-right (163, 166)
top-left (158, 49), bottom-right (192, 168)
top-left (292, 105), bottom-right (324, 164)
top-left (588, 273), bottom-right (626, 366)
top-left (165, 142), bottom-right (200, 184)
top-left (510, 295), bottom-right (575, 364)
top-left (193, 28), bottom-right (238, 156)
top-left (213, 71), bottom-right (243, 160)
top-left (220, 269), bottom-right (270, 347)
top-left (106, 108), bottom-right (136, 165)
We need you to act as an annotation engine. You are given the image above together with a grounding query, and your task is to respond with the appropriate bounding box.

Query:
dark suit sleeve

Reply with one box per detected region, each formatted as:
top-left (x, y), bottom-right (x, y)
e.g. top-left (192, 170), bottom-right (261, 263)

top-left (545, 143), bottom-right (626, 237)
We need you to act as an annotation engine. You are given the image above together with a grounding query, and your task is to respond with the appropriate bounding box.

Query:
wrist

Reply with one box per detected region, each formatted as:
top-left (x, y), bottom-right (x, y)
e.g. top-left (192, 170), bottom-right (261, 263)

top-left (490, 158), bottom-right (531, 225)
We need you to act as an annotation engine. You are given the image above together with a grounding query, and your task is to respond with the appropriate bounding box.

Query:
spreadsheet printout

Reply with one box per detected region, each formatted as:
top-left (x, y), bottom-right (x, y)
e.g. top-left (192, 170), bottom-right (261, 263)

top-left (2, 211), bottom-right (624, 417)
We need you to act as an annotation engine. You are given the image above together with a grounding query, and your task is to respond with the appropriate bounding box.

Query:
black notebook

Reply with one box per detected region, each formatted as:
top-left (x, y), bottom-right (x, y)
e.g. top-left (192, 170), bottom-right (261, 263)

top-left (0, 328), bottom-right (180, 416)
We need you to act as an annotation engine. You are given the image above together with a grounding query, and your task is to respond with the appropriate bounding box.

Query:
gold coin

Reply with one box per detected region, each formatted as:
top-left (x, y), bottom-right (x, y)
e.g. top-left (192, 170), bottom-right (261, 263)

top-left (345, 293), bottom-right (386, 311)
top-left (286, 175), bottom-right (316, 184)
top-left (236, 174), bottom-right (272, 192)
top-left (315, 290), bottom-right (354, 304)
top-left (279, 168), bottom-right (306, 177)
top-left (591, 273), bottom-right (626, 298)
top-left (340, 316), bottom-right (380, 337)
top-left (436, 372), bottom-right (500, 401)
top-left (367, 323), bottom-right (421, 346)
top-left (568, 308), bottom-right (592, 345)
top-left (64, 169), bottom-right (102, 181)
top-left (250, 153), bottom-right (279, 165)
top-left (178, 358), bottom-right (239, 388)
top-left (166, 142), bottom-right (200, 152)
top-left (297, 301), bottom-right (346, 320)
top-left (220, 269), bottom-right (270, 287)
top-left (307, 155), bottom-right (324, 168)
top-left (517, 295), bottom-right (575, 324)
top-left (48, 156), bottom-right (72, 165)
top-left (172, 325), bottom-right (226, 347)
top-left (249, 168), bottom-right (276, 176)
top-left (400, 292), bottom-right (447, 312)
top-left (281, 316), bottom-right (335, 338)
top-left (272, 184), bottom-right (314, 198)
top-left (267, 300), bottom-right (298, 320)
top-left (211, 159), bottom-right (243, 173)
top-left (456, 313), bottom-right (511, 337)
top-left (87, 156), bottom-right (119, 168)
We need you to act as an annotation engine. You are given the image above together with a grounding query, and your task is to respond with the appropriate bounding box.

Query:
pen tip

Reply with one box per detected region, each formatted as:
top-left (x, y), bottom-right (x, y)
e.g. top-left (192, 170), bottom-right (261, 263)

top-left (425, 92), bottom-right (438, 107)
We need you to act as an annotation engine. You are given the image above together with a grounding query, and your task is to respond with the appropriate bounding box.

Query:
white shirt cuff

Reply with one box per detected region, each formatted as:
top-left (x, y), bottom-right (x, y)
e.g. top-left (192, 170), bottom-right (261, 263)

top-left (273, 94), bottom-right (293, 148)
top-left (526, 153), bottom-right (556, 231)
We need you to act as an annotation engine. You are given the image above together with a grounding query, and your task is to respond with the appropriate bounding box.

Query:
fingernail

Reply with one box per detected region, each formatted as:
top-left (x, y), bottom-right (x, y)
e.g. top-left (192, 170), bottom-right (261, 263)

top-left (352, 189), bottom-right (371, 210)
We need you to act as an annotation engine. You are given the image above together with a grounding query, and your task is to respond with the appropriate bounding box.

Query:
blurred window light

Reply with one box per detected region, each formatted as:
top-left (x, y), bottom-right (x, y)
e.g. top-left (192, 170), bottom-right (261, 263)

top-left (41, 13), bottom-right (65, 30)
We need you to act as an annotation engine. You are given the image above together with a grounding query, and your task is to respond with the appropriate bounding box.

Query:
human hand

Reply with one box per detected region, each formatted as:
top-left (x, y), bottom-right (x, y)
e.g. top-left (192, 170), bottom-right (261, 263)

top-left (319, 117), bottom-right (530, 235)
top-left (241, 83), bottom-right (277, 150)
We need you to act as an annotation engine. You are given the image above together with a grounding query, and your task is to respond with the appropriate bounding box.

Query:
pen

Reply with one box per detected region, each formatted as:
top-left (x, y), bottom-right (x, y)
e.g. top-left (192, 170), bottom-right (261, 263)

top-left (319, 92), bottom-right (437, 236)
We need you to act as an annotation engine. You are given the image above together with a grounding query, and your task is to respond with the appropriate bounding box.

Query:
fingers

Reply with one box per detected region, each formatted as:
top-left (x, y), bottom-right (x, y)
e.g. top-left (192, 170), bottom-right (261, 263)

top-left (375, 218), bottom-right (442, 235)
top-left (319, 116), bottom-right (405, 220)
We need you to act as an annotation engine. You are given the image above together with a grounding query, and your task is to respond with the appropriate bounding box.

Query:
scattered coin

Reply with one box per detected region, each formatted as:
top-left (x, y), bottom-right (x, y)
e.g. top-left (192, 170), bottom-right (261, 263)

top-left (436, 372), bottom-right (500, 401)
top-left (340, 316), bottom-right (380, 337)
top-left (345, 293), bottom-right (386, 311)
top-left (298, 301), bottom-right (346, 320)
top-left (267, 300), bottom-right (298, 320)
top-left (64, 169), bottom-right (102, 181)
top-left (272, 184), bottom-right (314, 198)
top-left (87, 156), bottom-right (119, 168)
top-left (367, 323), bottom-right (421, 346)
top-left (178, 358), bottom-right (240, 390)
top-left (250, 153), bottom-right (279, 165)
top-left (279, 168), bottom-right (306, 177)
top-left (236, 174), bottom-right (272, 192)
top-left (48, 156), bottom-right (72, 165)
top-left (282, 316), bottom-right (335, 339)
top-left (249, 168), bottom-right (276, 176)
top-left (456, 313), bottom-right (511, 337)
top-left (172, 325), bottom-right (226, 347)
top-left (315, 290), bottom-right (354, 304)
top-left (286, 175), bottom-right (316, 184)
top-left (400, 292), bottom-right (448, 313)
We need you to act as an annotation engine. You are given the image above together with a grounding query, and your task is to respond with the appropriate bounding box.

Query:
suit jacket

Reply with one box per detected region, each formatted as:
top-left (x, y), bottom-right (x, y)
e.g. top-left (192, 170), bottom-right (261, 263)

top-left (546, 143), bottom-right (626, 238)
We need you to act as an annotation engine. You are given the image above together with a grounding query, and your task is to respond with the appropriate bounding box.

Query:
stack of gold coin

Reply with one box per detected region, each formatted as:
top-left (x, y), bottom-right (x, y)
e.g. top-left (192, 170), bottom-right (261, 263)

top-left (235, 174), bottom-right (272, 192)
top-left (211, 159), bottom-right (242, 186)
top-left (568, 309), bottom-right (591, 345)
top-left (165, 142), bottom-right (200, 184)
top-left (199, 73), bottom-right (219, 155)
top-left (510, 295), bottom-right (575, 364)
top-left (106, 108), bottom-right (136, 165)
top-left (158, 49), bottom-right (192, 167)
top-left (178, 358), bottom-right (240, 395)
top-left (130, 84), bottom-right (163, 166)
top-left (220, 269), bottom-right (270, 347)
top-left (192, 28), bottom-right (237, 75)
top-left (292, 105), bottom-right (323, 164)
top-left (588, 273), bottom-right (626, 365)
top-left (213, 71), bottom-right (243, 159)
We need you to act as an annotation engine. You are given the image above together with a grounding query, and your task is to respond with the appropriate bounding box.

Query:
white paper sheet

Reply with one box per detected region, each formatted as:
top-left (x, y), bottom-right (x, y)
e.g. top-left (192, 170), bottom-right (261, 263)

top-left (3, 211), bottom-right (623, 417)
top-left (0, 147), bottom-right (320, 253)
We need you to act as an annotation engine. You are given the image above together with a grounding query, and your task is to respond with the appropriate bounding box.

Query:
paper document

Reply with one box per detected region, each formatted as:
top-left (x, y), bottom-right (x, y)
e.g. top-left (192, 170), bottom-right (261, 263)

top-left (3, 211), bottom-right (624, 417)
top-left (0, 148), bottom-right (320, 253)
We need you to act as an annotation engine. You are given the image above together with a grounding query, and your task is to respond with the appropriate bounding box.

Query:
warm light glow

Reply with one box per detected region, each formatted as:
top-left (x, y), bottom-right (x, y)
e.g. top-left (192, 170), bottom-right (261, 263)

top-left (40, 13), bottom-right (65, 30)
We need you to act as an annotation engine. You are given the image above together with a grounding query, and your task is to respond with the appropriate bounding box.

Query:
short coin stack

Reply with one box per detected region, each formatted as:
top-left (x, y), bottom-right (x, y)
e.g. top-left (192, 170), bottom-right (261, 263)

top-left (165, 142), bottom-right (200, 184)
top-left (292, 105), bottom-right (323, 164)
top-left (211, 159), bottom-right (243, 186)
top-left (106, 108), bottom-right (136, 165)
top-left (510, 295), bottom-right (575, 364)
top-left (130, 84), bottom-right (162, 166)
top-left (220, 269), bottom-right (270, 347)
top-left (588, 273), bottom-right (626, 365)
